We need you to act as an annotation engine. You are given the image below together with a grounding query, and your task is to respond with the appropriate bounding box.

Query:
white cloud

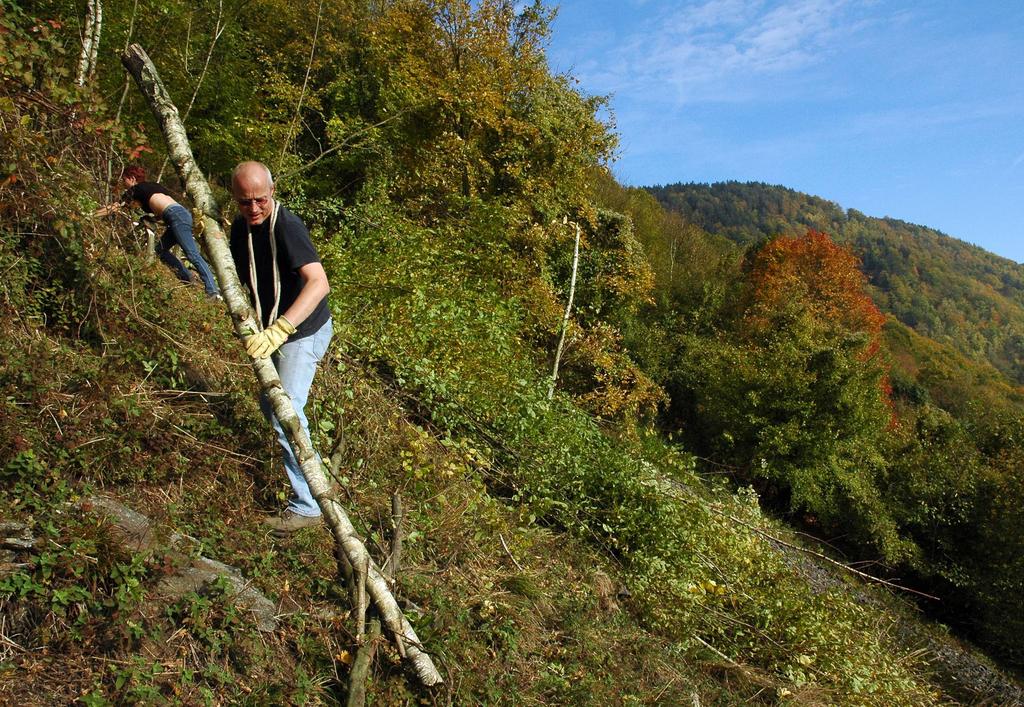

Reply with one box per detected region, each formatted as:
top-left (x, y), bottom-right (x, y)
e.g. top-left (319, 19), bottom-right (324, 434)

top-left (579, 0), bottom-right (870, 105)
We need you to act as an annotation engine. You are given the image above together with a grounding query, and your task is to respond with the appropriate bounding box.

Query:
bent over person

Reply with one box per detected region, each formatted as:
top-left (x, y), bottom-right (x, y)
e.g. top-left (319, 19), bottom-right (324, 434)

top-left (97, 166), bottom-right (221, 299)
top-left (229, 161), bottom-right (332, 535)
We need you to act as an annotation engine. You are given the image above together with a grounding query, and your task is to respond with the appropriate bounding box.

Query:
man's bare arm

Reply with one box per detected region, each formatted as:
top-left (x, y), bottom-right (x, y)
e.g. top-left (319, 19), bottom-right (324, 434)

top-left (281, 261), bottom-right (330, 327)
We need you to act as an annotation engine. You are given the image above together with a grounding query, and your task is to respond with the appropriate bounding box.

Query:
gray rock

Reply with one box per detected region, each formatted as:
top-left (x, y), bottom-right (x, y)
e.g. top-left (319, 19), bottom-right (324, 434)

top-left (1, 521), bottom-right (35, 551)
top-left (81, 495), bottom-right (284, 632)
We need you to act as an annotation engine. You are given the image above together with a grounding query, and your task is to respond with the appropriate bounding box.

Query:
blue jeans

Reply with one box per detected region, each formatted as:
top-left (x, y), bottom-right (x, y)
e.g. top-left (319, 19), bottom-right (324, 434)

top-left (159, 204), bottom-right (219, 296)
top-left (259, 318), bottom-right (333, 517)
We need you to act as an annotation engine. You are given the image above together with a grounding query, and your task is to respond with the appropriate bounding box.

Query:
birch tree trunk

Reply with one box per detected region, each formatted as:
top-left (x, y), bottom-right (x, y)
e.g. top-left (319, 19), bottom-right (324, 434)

top-left (76, 0), bottom-right (103, 86)
top-left (76, 0), bottom-right (95, 85)
top-left (87, 0), bottom-right (102, 81)
top-left (548, 220), bottom-right (581, 400)
top-left (120, 43), bottom-right (442, 688)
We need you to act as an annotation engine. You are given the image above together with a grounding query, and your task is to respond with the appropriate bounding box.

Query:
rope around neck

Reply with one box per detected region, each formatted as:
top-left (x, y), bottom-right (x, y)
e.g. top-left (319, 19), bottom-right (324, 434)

top-left (246, 201), bottom-right (281, 330)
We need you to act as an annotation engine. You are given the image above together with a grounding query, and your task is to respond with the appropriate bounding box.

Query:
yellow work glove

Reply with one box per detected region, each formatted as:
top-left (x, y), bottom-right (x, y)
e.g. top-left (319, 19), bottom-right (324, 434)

top-left (245, 316), bottom-right (296, 359)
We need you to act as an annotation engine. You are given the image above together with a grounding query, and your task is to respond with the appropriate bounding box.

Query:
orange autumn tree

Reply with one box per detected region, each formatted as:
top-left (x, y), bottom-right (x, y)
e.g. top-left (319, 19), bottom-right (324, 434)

top-left (746, 229), bottom-right (886, 358)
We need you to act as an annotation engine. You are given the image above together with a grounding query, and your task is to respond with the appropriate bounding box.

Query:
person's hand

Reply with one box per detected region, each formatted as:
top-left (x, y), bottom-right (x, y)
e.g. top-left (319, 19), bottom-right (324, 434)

top-left (93, 202), bottom-right (120, 218)
top-left (245, 316), bottom-right (296, 358)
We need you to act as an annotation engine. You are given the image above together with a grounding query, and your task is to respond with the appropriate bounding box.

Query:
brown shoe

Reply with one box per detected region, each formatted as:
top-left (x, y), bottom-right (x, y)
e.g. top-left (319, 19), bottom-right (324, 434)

top-left (263, 509), bottom-right (322, 536)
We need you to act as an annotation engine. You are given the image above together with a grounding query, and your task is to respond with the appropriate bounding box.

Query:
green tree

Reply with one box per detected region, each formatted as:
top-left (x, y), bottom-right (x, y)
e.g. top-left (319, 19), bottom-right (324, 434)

top-left (666, 231), bottom-right (906, 556)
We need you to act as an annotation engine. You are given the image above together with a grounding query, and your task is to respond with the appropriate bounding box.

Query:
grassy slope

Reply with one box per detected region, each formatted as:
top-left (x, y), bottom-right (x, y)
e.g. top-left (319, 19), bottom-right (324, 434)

top-left (0, 196), bottom-right (973, 705)
top-left (0, 237), bottom-right (730, 705)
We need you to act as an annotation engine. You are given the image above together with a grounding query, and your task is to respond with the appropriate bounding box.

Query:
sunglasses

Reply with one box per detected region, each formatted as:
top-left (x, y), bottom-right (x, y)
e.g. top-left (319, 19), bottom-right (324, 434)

top-left (236, 195), bottom-right (270, 207)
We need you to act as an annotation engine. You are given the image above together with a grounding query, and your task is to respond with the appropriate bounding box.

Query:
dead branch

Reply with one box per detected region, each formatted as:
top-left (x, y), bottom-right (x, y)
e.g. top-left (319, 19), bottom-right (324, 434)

top-left (548, 219), bottom-right (581, 399)
top-left (157, 0), bottom-right (229, 182)
top-left (347, 492), bottom-right (404, 706)
top-left (721, 508), bottom-right (940, 601)
top-left (662, 475), bottom-right (938, 601)
top-left (346, 617), bottom-right (382, 707)
top-left (277, 109), bottom-right (414, 183)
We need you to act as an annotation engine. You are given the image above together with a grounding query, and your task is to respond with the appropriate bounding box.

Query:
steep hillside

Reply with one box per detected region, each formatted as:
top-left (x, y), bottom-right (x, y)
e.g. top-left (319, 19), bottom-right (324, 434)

top-left (0, 92), bottom-right (951, 707)
top-left (2, 179), bottom-right (983, 704)
top-left (649, 181), bottom-right (1024, 386)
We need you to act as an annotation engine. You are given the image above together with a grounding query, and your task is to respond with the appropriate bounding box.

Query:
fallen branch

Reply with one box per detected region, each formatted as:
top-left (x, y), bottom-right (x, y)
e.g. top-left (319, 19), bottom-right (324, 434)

top-left (499, 533), bottom-right (524, 572)
top-left (722, 509), bottom-right (940, 602)
top-left (347, 618), bottom-right (382, 707)
top-left (664, 477), bottom-right (938, 600)
top-left (121, 43), bottom-right (442, 687)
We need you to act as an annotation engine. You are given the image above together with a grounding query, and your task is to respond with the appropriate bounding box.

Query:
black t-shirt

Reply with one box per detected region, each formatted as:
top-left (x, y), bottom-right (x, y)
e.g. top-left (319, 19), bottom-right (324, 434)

top-left (121, 182), bottom-right (172, 214)
top-left (230, 204), bottom-right (330, 341)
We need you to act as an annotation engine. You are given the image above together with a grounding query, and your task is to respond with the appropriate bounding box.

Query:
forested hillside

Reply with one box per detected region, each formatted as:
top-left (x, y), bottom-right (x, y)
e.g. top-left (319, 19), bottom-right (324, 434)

top-left (649, 181), bottom-right (1024, 385)
top-left (639, 179), bottom-right (1024, 669)
top-left (2, 1), bottom-right (1023, 703)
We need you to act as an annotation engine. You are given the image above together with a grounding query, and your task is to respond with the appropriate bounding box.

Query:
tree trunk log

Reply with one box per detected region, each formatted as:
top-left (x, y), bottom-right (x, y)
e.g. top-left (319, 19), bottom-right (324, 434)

top-left (120, 43), bottom-right (442, 688)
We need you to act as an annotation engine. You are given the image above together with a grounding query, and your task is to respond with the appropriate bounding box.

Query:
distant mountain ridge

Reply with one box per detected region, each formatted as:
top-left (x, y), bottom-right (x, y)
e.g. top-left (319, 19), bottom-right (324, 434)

top-left (648, 181), bottom-right (1024, 386)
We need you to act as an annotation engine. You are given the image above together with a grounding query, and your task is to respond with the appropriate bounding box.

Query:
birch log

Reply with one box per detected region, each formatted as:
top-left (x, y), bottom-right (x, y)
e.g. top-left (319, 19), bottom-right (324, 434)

top-left (120, 43), bottom-right (442, 688)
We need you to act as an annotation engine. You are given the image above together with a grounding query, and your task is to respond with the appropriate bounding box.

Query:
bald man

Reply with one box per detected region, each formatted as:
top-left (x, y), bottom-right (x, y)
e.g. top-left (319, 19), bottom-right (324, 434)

top-left (229, 161), bottom-right (332, 535)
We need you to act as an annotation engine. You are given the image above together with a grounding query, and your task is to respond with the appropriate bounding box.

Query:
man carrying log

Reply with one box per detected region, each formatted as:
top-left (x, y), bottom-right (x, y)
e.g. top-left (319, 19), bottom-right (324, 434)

top-left (229, 161), bottom-right (332, 535)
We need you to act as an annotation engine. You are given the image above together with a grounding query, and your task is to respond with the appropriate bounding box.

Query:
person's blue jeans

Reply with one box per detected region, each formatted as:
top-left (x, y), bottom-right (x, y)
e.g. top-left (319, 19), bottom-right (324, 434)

top-left (159, 203), bottom-right (219, 296)
top-left (259, 318), bottom-right (333, 517)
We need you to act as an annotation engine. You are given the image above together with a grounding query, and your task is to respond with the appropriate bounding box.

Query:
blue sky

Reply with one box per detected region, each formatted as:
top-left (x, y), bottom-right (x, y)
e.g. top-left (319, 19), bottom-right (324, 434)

top-left (545, 0), bottom-right (1024, 263)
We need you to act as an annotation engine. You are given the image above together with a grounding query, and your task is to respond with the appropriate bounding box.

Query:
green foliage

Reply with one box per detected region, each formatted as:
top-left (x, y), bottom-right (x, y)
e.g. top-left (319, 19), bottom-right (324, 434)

top-left (313, 190), bottom-right (939, 698)
top-left (0, 508), bottom-right (153, 651)
top-left (879, 291), bottom-right (1024, 666)
top-left (649, 230), bottom-right (905, 560)
top-left (0, 3), bottom-right (105, 339)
